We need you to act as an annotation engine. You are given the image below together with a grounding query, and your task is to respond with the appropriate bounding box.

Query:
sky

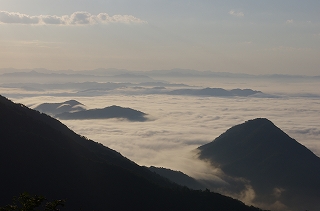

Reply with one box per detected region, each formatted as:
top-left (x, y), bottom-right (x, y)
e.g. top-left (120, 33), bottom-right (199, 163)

top-left (0, 0), bottom-right (320, 75)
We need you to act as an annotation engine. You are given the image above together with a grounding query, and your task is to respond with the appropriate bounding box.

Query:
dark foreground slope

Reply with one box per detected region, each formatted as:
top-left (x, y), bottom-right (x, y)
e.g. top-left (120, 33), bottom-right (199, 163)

top-left (198, 118), bottom-right (320, 211)
top-left (0, 96), bottom-right (264, 211)
top-left (149, 166), bottom-right (205, 190)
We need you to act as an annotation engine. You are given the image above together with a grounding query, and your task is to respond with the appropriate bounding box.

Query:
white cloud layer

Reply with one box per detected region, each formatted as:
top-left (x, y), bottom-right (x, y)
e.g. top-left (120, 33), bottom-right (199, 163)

top-left (14, 93), bottom-right (320, 167)
top-left (229, 10), bottom-right (244, 17)
top-left (0, 11), bottom-right (147, 25)
top-left (6, 79), bottom-right (320, 210)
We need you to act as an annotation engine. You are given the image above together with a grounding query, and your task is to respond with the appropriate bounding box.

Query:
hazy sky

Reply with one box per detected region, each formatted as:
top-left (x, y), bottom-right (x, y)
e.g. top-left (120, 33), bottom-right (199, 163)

top-left (1, 0), bottom-right (319, 75)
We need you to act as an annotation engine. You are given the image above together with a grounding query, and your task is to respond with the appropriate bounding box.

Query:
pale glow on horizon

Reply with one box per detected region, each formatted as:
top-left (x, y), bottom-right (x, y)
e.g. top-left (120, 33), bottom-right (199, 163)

top-left (0, 0), bottom-right (319, 75)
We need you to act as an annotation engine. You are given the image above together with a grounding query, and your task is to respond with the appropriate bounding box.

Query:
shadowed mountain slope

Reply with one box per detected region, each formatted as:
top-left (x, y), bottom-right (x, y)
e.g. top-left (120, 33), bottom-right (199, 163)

top-left (0, 95), bottom-right (265, 211)
top-left (149, 166), bottom-right (205, 190)
top-left (55, 105), bottom-right (148, 121)
top-left (198, 118), bottom-right (320, 211)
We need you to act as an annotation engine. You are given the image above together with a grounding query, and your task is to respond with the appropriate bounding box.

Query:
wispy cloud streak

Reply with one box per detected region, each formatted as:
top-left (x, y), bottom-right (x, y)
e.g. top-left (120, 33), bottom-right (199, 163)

top-left (229, 10), bottom-right (244, 17)
top-left (0, 11), bottom-right (147, 25)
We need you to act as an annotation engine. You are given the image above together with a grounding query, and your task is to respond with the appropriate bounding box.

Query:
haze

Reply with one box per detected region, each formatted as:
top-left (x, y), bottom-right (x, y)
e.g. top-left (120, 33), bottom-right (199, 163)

top-left (1, 0), bottom-right (320, 75)
top-left (9, 78), bottom-right (320, 175)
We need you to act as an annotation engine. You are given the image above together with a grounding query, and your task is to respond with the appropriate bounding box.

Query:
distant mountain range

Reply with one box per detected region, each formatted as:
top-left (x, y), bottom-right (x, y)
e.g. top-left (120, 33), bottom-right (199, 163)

top-left (1, 68), bottom-right (319, 81)
top-left (168, 88), bottom-right (262, 97)
top-left (2, 68), bottom-right (316, 99)
top-left (1, 80), bottom-right (275, 99)
top-left (34, 100), bottom-right (149, 121)
top-left (0, 95), bottom-right (265, 210)
top-left (198, 118), bottom-right (320, 211)
top-left (1, 81), bottom-right (189, 92)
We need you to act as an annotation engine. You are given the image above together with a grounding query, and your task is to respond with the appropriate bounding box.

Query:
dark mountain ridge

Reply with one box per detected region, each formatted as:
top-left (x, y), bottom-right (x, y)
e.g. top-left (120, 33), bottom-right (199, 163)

top-left (198, 118), bottom-right (320, 211)
top-left (149, 166), bottom-right (205, 190)
top-left (55, 105), bottom-right (148, 121)
top-left (0, 95), bottom-right (264, 211)
top-left (34, 100), bottom-right (148, 122)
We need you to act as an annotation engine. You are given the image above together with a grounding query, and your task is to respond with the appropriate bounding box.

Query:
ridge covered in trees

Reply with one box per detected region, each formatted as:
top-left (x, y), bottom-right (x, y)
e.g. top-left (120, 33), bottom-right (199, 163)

top-left (0, 95), bottom-right (265, 211)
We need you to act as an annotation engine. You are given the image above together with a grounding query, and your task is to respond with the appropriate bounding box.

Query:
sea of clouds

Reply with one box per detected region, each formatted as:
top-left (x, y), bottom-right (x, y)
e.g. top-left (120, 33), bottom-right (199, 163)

top-left (3, 78), bottom-right (319, 210)
top-left (15, 94), bottom-right (320, 174)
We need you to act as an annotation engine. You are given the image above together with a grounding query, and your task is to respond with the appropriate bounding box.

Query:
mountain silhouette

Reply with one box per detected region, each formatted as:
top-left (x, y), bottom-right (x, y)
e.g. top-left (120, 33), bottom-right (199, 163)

top-left (198, 118), bottom-right (320, 211)
top-left (55, 105), bottom-right (148, 121)
top-left (34, 100), bottom-right (86, 115)
top-left (229, 89), bottom-right (261, 96)
top-left (0, 95), bottom-right (265, 211)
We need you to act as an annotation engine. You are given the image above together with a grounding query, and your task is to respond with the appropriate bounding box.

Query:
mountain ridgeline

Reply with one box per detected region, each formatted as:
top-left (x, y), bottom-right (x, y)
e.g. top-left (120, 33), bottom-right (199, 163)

top-left (34, 100), bottom-right (149, 121)
top-left (168, 88), bottom-right (262, 97)
top-left (55, 105), bottom-right (148, 121)
top-left (198, 118), bottom-right (320, 211)
top-left (0, 95), bottom-right (264, 211)
top-left (34, 100), bottom-right (86, 115)
top-left (148, 166), bottom-right (205, 190)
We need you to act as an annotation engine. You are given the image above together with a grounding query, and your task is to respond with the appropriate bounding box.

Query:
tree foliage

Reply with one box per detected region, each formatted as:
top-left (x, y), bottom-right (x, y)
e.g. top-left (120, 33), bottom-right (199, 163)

top-left (0, 192), bottom-right (65, 211)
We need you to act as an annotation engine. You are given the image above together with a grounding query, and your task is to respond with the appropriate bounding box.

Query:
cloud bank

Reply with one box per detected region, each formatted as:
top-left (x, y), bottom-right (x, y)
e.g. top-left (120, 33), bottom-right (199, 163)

top-left (15, 93), bottom-right (320, 167)
top-left (0, 11), bottom-right (147, 25)
top-left (7, 80), bottom-right (320, 210)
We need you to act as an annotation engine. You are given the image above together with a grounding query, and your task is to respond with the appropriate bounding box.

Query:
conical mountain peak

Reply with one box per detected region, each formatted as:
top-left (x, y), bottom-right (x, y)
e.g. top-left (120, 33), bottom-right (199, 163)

top-left (202, 118), bottom-right (293, 149)
top-left (198, 118), bottom-right (320, 211)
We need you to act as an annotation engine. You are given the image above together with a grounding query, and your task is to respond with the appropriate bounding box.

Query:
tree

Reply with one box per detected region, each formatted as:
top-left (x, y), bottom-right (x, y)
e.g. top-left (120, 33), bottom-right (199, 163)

top-left (0, 192), bottom-right (65, 211)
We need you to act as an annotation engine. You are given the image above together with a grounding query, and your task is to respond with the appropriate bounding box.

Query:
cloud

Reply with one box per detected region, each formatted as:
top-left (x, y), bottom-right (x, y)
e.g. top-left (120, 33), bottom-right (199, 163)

top-left (290, 128), bottom-right (320, 136)
top-left (0, 11), bottom-right (147, 25)
top-left (286, 19), bottom-right (294, 24)
top-left (12, 90), bottom-right (320, 164)
top-left (229, 10), bottom-right (244, 17)
top-left (0, 11), bottom-right (39, 24)
top-left (273, 187), bottom-right (285, 198)
top-left (40, 15), bottom-right (69, 25)
top-left (4, 78), bottom-right (320, 211)
top-left (97, 13), bottom-right (147, 24)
